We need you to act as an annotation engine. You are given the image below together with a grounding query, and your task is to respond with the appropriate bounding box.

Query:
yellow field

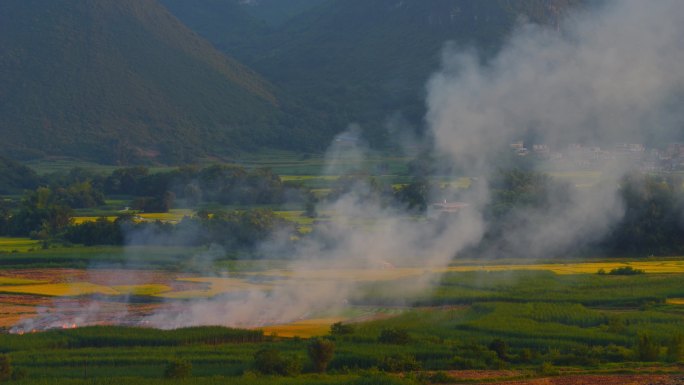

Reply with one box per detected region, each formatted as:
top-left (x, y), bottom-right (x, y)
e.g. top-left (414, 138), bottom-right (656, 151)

top-left (0, 282), bottom-right (120, 296)
top-left (138, 209), bottom-right (194, 223)
top-left (158, 277), bottom-right (269, 299)
top-left (280, 175), bottom-right (339, 182)
top-left (112, 284), bottom-right (172, 296)
top-left (666, 298), bottom-right (684, 305)
top-left (260, 317), bottom-right (345, 338)
top-left (71, 216), bottom-right (118, 224)
top-left (0, 237), bottom-right (41, 252)
top-left (444, 260), bottom-right (684, 275)
top-left (72, 209), bottom-right (194, 225)
top-left (0, 277), bottom-right (46, 285)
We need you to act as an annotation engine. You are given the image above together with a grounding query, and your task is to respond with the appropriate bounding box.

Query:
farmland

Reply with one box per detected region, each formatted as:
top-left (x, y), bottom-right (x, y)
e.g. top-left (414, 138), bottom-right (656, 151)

top-left (0, 253), bottom-right (682, 384)
top-left (2, 158), bottom-right (684, 385)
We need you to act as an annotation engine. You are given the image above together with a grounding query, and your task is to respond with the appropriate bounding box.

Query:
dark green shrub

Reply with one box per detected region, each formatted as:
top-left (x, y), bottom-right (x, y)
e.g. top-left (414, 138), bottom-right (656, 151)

top-left (666, 334), bottom-right (684, 362)
top-left (307, 338), bottom-right (335, 373)
top-left (379, 354), bottom-right (421, 372)
top-left (10, 367), bottom-right (27, 381)
top-left (608, 266), bottom-right (644, 275)
top-left (378, 327), bottom-right (410, 344)
top-left (253, 348), bottom-right (302, 376)
top-left (330, 322), bottom-right (355, 336)
top-left (636, 334), bottom-right (660, 361)
top-left (164, 359), bottom-right (191, 379)
top-left (488, 338), bottom-right (509, 360)
top-left (0, 355), bottom-right (11, 381)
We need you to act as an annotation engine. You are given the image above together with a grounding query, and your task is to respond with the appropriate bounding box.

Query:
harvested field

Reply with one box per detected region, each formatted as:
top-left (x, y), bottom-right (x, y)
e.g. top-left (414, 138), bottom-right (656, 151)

top-left (158, 277), bottom-right (269, 299)
top-left (0, 282), bottom-right (120, 296)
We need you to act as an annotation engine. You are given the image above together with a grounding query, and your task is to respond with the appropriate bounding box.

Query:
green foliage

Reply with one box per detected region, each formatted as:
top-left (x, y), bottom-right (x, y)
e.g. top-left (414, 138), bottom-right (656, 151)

top-left (605, 173), bottom-right (684, 255)
top-left (488, 338), bottom-right (509, 361)
top-left (163, 359), bottom-right (192, 379)
top-left (379, 354), bottom-right (421, 372)
top-left (307, 338), bottom-right (335, 373)
top-left (607, 266), bottom-right (645, 275)
top-left (538, 361), bottom-right (558, 375)
top-left (394, 177), bottom-right (429, 212)
top-left (378, 328), bottom-right (411, 345)
top-left (636, 334), bottom-right (660, 362)
top-left (0, 355), bottom-right (11, 382)
top-left (253, 348), bottom-right (302, 376)
top-left (330, 322), bottom-right (355, 336)
top-left (666, 334), bottom-right (684, 362)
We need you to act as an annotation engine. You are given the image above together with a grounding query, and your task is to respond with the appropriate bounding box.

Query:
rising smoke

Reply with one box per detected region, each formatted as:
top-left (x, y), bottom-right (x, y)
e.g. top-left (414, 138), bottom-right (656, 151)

top-left (426, 0), bottom-right (684, 258)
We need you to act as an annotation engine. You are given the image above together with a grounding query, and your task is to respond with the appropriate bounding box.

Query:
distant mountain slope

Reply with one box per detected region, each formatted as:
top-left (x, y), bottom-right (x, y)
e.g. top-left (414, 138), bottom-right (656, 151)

top-left (165, 0), bottom-right (584, 146)
top-left (0, 0), bottom-right (283, 164)
top-left (238, 0), bottom-right (330, 27)
top-left (0, 156), bottom-right (40, 194)
top-left (158, 0), bottom-right (270, 53)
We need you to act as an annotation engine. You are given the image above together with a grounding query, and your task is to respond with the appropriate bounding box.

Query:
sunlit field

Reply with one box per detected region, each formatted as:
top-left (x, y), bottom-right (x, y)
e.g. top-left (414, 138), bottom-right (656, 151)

top-left (0, 237), bottom-right (41, 252)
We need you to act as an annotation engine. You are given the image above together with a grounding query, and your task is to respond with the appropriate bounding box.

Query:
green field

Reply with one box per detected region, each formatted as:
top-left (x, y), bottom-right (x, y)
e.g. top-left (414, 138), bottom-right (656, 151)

top-left (0, 256), bottom-right (682, 384)
top-left (0, 237), bottom-right (41, 253)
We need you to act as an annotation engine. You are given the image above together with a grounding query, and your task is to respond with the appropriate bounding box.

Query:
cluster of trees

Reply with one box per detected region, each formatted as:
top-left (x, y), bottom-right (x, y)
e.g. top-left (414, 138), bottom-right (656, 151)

top-left (0, 164), bottom-right (298, 249)
top-left (479, 169), bottom-right (684, 257)
top-left (62, 209), bottom-right (289, 249)
top-left (103, 164), bottom-right (290, 209)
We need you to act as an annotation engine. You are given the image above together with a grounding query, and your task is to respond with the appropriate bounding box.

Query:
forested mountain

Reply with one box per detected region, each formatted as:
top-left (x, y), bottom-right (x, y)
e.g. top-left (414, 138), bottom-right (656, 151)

top-left (166, 0), bottom-right (584, 146)
top-left (0, 0), bottom-right (584, 164)
top-left (0, 0), bottom-right (287, 164)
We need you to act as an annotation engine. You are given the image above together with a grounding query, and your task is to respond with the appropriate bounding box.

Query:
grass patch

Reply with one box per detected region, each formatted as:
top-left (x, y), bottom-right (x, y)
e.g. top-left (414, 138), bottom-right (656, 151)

top-left (0, 237), bottom-right (41, 252)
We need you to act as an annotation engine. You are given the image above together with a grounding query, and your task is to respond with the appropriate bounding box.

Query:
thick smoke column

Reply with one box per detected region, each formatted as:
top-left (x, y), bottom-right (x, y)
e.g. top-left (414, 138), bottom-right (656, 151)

top-left (115, 0), bottom-right (684, 328)
top-left (146, 125), bottom-right (486, 328)
top-left (426, 0), bottom-right (684, 258)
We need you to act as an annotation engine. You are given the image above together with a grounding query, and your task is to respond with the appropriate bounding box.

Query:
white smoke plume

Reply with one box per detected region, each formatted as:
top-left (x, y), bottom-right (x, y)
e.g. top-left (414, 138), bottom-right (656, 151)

top-left (427, 0), bottom-right (684, 258)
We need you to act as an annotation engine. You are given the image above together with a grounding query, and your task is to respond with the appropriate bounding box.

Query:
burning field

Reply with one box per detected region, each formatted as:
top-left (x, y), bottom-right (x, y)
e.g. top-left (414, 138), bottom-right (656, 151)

top-left (3, 259), bottom-right (684, 336)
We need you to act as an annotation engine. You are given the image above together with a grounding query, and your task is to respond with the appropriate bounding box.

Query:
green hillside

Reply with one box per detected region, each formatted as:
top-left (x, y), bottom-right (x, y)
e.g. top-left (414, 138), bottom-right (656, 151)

top-left (0, 156), bottom-right (40, 194)
top-left (166, 0), bottom-right (584, 146)
top-left (0, 0), bottom-right (284, 164)
top-left (238, 0), bottom-right (330, 27)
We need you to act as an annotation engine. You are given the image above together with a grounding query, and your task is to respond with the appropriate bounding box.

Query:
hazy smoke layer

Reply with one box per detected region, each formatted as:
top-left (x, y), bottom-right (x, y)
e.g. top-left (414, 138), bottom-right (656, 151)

top-left (428, 0), bottom-right (684, 166)
top-left (426, 0), bottom-right (684, 258)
